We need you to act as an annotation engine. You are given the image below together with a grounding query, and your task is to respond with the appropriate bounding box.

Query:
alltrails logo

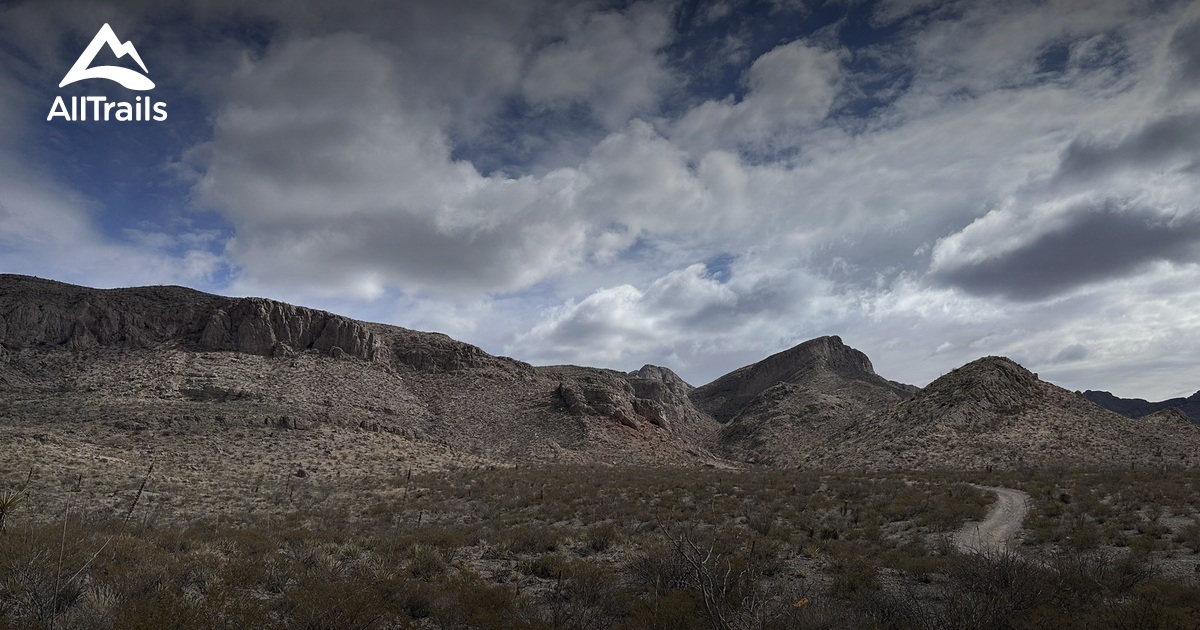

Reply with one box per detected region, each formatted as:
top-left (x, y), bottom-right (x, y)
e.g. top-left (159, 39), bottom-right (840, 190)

top-left (47, 23), bottom-right (168, 122)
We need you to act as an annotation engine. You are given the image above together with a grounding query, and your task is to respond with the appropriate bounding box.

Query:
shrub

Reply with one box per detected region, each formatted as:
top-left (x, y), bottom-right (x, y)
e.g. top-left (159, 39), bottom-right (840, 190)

top-left (586, 521), bottom-right (619, 552)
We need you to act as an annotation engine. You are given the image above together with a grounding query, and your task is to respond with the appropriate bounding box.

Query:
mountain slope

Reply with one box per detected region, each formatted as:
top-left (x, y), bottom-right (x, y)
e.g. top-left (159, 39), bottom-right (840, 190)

top-left (691, 336), bottom-right (915, 465)
top-left (5, 275), bottom-right (1200, 479)
top-left (0, 275), bottom-right (720, 477)
top-left (818, 357), bottom-right (1200, 471)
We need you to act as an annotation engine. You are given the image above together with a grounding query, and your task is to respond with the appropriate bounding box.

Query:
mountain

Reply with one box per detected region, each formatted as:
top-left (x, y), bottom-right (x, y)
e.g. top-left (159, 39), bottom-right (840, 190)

top-left (0, 275), bottom-right (721, 484)
top-left (691, 336), bottom-right (916, 465)
top-left (5, 274), bottom-right (1200, 479)
top-left (820, 357), bottom-right (1200, 471)
top-left (1083, 389), bottom-right (1200, 424)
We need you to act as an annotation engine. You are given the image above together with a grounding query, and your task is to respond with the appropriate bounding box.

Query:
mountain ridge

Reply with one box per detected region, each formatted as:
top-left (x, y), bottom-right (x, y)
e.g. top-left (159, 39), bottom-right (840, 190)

top-left (4, 274), bottom-right (1200, 473)
top-left (1084, 389), bottom-right (1200, 424)
top-left (0, 274), bottom-right (720, 468)
top-left (815, 356), bottom-right (1200, 470)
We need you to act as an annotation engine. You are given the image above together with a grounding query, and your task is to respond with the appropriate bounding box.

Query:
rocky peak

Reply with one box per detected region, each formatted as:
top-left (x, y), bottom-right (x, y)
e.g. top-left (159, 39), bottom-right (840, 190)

top-left (742, 336), bottom-right (876, 381)
top-left (946, 356), bottom-right (1039, 390)
top-left (628, 364), bottom-right (692, 399)
top-left (691, 336), bottom-right (883, 423)
top-left (903, 356), bottom-right (1042, 417)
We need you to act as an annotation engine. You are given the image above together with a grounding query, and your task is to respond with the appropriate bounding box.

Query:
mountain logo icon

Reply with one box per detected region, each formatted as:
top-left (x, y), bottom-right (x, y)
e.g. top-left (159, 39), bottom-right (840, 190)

top-left (59, 23), bottom-right (155, 91)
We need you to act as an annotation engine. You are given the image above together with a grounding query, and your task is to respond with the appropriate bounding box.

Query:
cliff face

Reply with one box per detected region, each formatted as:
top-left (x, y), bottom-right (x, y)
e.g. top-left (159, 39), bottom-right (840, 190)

top-left (0, 274), bottom-right (722, 468)
top-left (197, 298), bottom-right (391, 361)
top-left (0, 275), bottom-right (389, 362)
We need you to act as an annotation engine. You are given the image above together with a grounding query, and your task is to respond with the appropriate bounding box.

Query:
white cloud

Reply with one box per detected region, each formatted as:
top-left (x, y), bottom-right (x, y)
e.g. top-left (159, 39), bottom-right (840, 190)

top-left (521, 2), bottom-right (677, 129)
top-left (185, 32), bottom-right (599, 298)
top-left (509, 259), bottom-right (835, 381)
top-left (0, 157), bottom-right (224, 289)
top-left (672, 40), bottom-right (843, 152)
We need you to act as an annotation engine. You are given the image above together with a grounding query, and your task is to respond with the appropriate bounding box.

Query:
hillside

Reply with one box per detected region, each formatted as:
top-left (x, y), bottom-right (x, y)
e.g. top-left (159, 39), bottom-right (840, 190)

top-left (1084, 389), bottom-right (1200, 424)
top-left (691, 336), bottom-right (915, 465)
top-left (819, 357), bottom-right (1200, 471)
top-left (0, 275), bottom-right (725, 519)
top-left (4, 274), bottom-right (1200, 491)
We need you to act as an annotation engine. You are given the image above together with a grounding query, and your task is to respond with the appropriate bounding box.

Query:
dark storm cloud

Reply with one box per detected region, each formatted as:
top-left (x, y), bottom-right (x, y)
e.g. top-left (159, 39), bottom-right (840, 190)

top-left (1055, 112), bottom-right (1200, 182)
top-left (935, 204), bottom-right (1200, 301)
top-left (1052, 343), bottom-right (1088, 363)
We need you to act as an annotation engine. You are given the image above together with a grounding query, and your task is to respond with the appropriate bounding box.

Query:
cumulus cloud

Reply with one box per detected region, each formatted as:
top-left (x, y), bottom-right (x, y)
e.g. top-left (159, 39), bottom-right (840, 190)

top-left (672, 40), bottom-right (843, 153)
top-left (521, 2), bottom-right (677, 130)
top-left (509, 259), bottom-right (837, 381)
top-left (185, 32), bottom-right (595, 297)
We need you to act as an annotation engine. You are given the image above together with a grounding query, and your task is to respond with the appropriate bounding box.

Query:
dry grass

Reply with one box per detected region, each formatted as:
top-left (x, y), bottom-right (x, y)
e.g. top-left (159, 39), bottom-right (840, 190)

top-left (2, 463), bottom-right (1195, 628)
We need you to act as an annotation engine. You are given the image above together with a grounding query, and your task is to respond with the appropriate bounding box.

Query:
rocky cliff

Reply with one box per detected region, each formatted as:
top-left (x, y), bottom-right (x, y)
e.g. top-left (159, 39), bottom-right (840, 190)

top-left (0, 275), bottom-right (389, 362)
top-left (0, 274), bottom-right (720, 468)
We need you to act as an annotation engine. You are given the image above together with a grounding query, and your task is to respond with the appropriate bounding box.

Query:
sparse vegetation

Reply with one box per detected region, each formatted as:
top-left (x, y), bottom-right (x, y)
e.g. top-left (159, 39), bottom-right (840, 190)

top-left (1, 465), bottom-right (1196, 628)
top-left (4, 278), bottom-right (1200, 627)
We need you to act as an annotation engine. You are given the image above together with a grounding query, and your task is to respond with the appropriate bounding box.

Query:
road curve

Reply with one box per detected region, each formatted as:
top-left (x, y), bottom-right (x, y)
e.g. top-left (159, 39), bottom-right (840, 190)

top-left (954, 486), bottom-right (1030, 554)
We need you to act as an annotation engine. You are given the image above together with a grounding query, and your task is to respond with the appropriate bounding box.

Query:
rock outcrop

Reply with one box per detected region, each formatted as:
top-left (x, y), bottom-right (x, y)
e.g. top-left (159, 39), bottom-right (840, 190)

top-left (548, 365), bottom-right (719, 441)
top-left (0, 275), bottom-right (389, 363)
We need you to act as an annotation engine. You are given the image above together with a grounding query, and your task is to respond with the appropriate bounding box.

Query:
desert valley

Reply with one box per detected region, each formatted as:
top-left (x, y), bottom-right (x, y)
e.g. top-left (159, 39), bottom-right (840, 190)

top-left (2, 274), bottom-right (1200, 628)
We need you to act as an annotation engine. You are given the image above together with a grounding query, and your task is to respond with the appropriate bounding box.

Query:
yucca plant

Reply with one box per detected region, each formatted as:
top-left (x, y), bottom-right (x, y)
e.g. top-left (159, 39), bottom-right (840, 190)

top-left (0, 489), bottom-right (24, 533)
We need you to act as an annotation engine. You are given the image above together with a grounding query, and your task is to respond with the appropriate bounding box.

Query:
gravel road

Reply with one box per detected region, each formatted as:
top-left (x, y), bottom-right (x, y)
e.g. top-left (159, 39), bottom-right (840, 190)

top-left (954, 486), bottom-right (1030, 553)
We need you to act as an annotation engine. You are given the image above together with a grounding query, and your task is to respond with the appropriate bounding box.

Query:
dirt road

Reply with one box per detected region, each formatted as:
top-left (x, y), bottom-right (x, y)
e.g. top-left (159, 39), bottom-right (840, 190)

top-left (954, 486), bottom-right (1030, 553)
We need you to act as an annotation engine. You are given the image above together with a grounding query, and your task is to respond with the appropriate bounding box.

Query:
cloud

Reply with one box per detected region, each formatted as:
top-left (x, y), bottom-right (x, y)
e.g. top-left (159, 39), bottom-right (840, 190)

top-left (868, 0), bottom-right (947, 27)
top-left (671, 39), bottom-right (843, 153)
top-left (0, 156), bottom-right (224, 289)
top-left (521, 2), bottom-right (677, 130)
top-left (185, 32), bottom-right (597, 297)
top-left (893, 0), bottom-right (1141, 100)
top-left (931, 201), bottom-right (1200, 300)
top-left (1169, 11), bottom-right (1200, 87)
top-left (1052, 343), bottom-right (1089, 363)
top-left (509, 259), bottom-right (833, 379)
top-left (1055, 112), bottom-right (1200, 182)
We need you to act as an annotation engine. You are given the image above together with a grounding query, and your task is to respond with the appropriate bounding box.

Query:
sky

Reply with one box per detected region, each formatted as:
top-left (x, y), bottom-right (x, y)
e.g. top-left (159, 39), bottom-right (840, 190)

top-left (1, 0), bottom-right (1199, 399)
